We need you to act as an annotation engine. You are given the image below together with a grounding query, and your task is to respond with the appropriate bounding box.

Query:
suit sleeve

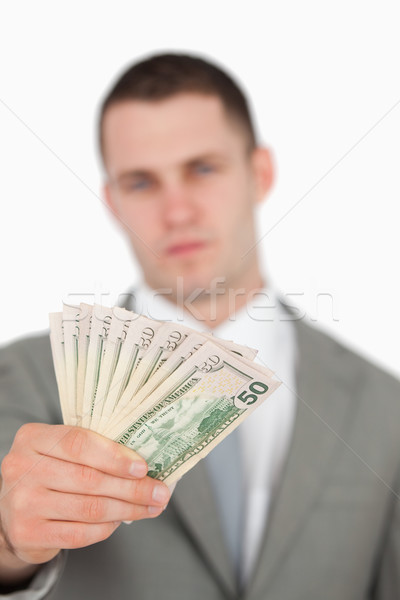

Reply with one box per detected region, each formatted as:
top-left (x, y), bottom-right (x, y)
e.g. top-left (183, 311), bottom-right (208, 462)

top-left (0, 334), bottom-right (64, 598)
top-left (0, 334), bottom-right (62, 463)
top-left (371, 465), bottom-right (400, 599)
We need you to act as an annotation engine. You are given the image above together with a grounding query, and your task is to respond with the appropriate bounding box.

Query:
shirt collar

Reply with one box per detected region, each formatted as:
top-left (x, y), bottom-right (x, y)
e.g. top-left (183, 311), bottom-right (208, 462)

top-left (132, 280), bottom-right (291, 372)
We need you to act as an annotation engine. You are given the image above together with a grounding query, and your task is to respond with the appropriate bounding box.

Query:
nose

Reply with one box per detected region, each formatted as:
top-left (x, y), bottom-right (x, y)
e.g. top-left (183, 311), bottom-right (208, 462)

top-left (161, 184), bottom-right (197, 229)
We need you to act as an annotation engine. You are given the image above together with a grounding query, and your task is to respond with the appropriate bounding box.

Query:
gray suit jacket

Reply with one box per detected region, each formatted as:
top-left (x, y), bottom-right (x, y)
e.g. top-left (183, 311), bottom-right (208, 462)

top-left (1, 317), bottom-right (400, 599)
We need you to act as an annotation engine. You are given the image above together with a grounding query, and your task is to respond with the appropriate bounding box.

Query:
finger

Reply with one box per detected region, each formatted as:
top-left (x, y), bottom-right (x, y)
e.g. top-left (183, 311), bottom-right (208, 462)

top-left (18, 424), bottom-right (147, 479)
top-left (33, 456), bottom-right (170, 506)
top-left (36, 520), bottom-right (122, 550)
top-left (37, 489), bottom-right (164, 523)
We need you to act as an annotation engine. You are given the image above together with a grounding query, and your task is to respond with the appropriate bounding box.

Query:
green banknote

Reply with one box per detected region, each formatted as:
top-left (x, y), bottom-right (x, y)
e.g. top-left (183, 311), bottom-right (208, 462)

top-left (50, 304), bottom-right (279, 485)
top-left (109, 340), bottom-right (279, 485)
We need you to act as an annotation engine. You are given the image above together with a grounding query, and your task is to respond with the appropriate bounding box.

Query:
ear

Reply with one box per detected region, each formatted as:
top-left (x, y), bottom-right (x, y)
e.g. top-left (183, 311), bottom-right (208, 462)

top-left (250, 146), bottom-right (274, 204)
top-left (103, 181), bottom-right (124, 226)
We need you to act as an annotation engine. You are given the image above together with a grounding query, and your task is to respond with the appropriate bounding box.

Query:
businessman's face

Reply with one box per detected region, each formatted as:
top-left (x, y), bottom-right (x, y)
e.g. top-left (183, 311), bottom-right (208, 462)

top-left (102, 93), bottom-right (272, 297)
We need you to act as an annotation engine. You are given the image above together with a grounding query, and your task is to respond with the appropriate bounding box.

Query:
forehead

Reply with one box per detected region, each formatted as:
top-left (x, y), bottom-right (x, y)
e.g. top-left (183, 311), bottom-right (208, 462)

top-left (101, 93), bottom-right (246, 175)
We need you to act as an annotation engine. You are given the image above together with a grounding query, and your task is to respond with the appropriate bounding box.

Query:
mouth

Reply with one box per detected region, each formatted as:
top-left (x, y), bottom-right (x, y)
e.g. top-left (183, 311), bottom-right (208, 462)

top-left (164, 240), bottom-right (208, 257)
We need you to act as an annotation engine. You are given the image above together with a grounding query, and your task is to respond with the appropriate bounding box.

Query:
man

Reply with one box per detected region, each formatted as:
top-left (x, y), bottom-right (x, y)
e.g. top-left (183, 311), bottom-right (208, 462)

top-left (0, 53), bottom-right (399, 599)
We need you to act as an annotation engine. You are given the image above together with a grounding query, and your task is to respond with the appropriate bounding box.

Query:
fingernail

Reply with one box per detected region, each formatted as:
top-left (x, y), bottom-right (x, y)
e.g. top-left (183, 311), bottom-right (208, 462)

top-left (123, 520), bottom-right (133, 525)
top-left (148, 505), bottom-right (162, 515)
top-left (129, 461), bottom-right (148, 478)
top-left (152, 484), bottom-right (170, 504)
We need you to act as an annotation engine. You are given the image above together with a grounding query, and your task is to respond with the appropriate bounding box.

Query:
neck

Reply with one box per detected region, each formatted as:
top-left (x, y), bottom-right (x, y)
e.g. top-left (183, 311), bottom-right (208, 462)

top-left (156, 263), bottom-right (265, 329)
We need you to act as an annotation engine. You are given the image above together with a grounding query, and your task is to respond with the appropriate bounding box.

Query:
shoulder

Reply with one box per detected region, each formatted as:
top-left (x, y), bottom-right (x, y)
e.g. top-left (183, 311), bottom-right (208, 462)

top-left (0, 331), bottom-right (56, 403)
top-left (0, 330), bottom-right (53, 370)
top-left (293, 317), bottom-right (400, 460)
top-left (278, 295), bottom-right (400, 396)
top-left (0, 332), bottom-right (61, 455)
top-left (294, 317), bottom-right (400, 395)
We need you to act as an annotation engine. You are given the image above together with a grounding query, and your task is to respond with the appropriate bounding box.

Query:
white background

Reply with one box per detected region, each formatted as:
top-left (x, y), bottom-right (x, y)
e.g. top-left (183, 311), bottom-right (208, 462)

top-left (0, 1), bottom-right (399, 378)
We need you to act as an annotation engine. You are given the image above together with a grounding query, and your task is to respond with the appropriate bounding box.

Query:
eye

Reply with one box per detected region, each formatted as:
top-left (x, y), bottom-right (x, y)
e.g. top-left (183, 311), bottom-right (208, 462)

top-left (192, 162), bottom-right (214, 175)
top-left (130, 178), bottom-right (151, 191)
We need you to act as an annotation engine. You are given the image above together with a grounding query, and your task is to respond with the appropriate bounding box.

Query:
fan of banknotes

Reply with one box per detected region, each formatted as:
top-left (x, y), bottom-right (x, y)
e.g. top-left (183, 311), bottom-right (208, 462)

top-left (49, 303), bottom-right (280, 485)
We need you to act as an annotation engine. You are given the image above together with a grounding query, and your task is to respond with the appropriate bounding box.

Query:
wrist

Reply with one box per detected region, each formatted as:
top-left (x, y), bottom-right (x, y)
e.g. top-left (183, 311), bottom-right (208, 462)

top-left (0, 553), bottom-right (39, 591)
top-left (0, 523), bottom-right (39, 587)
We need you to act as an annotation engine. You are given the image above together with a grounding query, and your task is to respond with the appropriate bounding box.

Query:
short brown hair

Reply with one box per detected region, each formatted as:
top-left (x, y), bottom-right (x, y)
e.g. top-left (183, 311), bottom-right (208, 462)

top-left (99, 52), bottom-right (257, 158)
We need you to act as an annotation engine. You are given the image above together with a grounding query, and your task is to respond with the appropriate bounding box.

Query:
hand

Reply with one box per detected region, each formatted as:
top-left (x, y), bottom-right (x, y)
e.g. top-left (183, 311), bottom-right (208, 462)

top-left (0, 424), bottom-right (171, 567)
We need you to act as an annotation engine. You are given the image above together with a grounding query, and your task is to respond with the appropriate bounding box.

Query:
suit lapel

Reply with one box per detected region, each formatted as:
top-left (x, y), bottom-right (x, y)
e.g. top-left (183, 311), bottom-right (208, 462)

top-left (172, 460), bottom-right (237, 597)
top-left (247, 319), bottom-right (358, 598)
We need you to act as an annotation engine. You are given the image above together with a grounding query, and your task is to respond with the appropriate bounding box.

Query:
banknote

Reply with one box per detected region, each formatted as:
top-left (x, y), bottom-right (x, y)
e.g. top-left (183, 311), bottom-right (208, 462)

top-left (105, 330), bottom-right (207, 433)
top-left (62, 304), bottom-right (81, 426)
top-left (102, 322), bottom-right (194, 430)
top-left (49, 303), bottom-right (280, 485)
top-left (81, 304), bottom-right (113, 428)
top-left (120, 322), bottom-right (193, 397)
top-left (76, 303), bottom-right (93, 424)
top-left (96, 316), bottom-right (164, 433)
top-left (90, 306), bottom-right (138, 431)
top-left (108, 340), bottom-right (280, 485)
top-left (49, 312), bottom-right (69, 423)
top-left (202, 333), bottom-right (258, 361)
top-left (106, 330), bottom-right (259, 434)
